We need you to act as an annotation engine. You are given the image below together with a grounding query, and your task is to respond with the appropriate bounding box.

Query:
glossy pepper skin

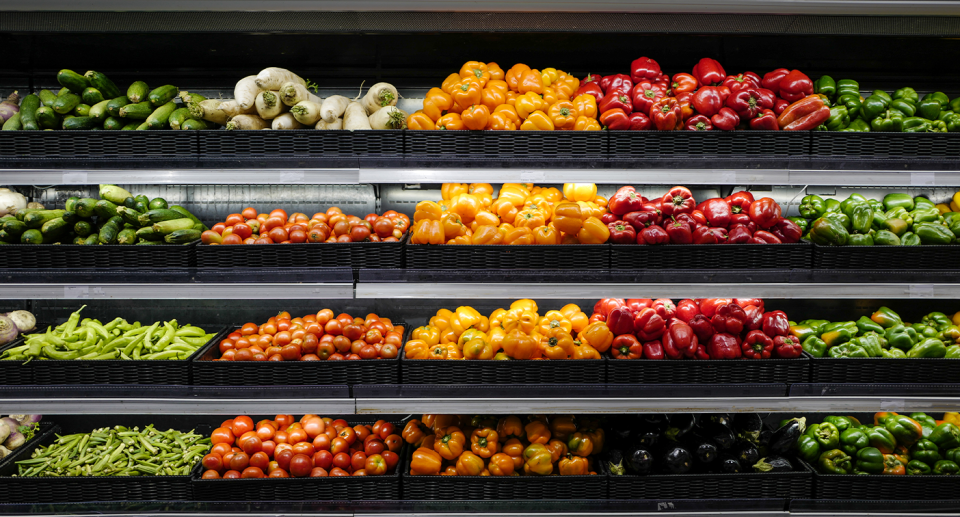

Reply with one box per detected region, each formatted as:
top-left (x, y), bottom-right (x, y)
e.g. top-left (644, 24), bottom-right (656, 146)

top-left (722, 71), bottom-right (761, 92)
top-left (727, 88), bottom-right (773, 119)
top-left (779, 70), bottom-right (814, 103)
top-left (910, 439), bottom-right (941, 465)
top-left (611, 334), bottom-right (643, 359)
top-left (630, 56), bottom-right (662, 83)
top-left (670, 73), bottom-right (699, 95)
top-left (750, 109), bottom-right (779, 131)
top-left (814, 75), bottom-right (837, 100)
top-left (692, 58), bottom-right (726, 86)
top-left (930, 423), bottom-right (960, 450)
top-left (661, 186), bottom-right (695, 216)
top-left (692, 86), bottom-right (727, 117)
top-left (608, 186), bottom-right (646, 216)
top-left (599, 108), bottom-right (631, 130)
top-left (779, 95), bottom-right (830, 130)
top-left (856, 447), bottom-right (884, 474)
top-left (771, 218), bottom-right (803, 243)
top-left (742, 330), bottom-right (773, 359)
top-left (711, 107), bottom-right (740, 131)
top-left (712, 303), bottom-right (747, 335)
top-left (808, 217), bottom-right (850, 246)
top-left (598, 91), bottom-right (633, 114)
top-left (818, 449), bottom-right (852, 474)
top-left (839, 427), bottom-right (870, 455)
top-left (885, 415), bottom-right (924, 448)
top-left (702, 198), bottom-right (732, 228)
top-left (707, 333), bottom-right (741, 360)
top-left (651, 97), bottom-right (680, 131)
top-left (871, 307), bottom-right (903, 328)
top-left (685, 114), bottom-right (713, 131)
top-left (638, 225), bottom-right (670, 245)
top-left (934, 460), bottom-right (960, 475)
top-left (607, 220), bottom-right (636, 244)
top-left (631, 81), bottom-right (667, 116)
top-left (868, 427), bottom-right (897, 454)
top-left (773, 335), bottom-right (803, 358)
top-left (871, 110), bottom-right (904, 132)
top-left (748, 198), bottom-right (782, 229)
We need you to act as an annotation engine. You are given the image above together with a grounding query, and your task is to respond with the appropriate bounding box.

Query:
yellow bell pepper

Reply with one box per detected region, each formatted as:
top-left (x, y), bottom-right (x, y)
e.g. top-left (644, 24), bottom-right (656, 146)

top-left (463, 337), bottom-right (495, 360)
top-left (547, 100), bottom-right (577, 130)
top-left (441, 183), bottom-right (468, 200)
top-left (522, 443), bottom-right (554, 475)
top-left (539, 310), bottom-right (573, 336)
top-left (502, 329), bottom-right (539, 359)
top-left (499, 184), bottom-right (531, 206)
top-left (414, 200), bottom-right (443, 222)
top-left (953, 311), bottom-right (960, 326)
top-left (412, 326), bottom-right (440, 346)
top-left (427, 344), bottom-right (448, 359)
top-left (445, 342), bottom-right (464, 359)
top-left (520, 110), bottom-right (555, 130)
top-left (446, 234), bottom-right (472, 245)
top-left (411, 219), bottom-right (445, 245)
top-left (458, 328), bottom-right (487, 348)
top-left (430, 308), bottom-right (453, 331)
top-left (515, 208), bottom-right (546, 229)
top-left (502, 309), bottom-right (539, 334)
top-left (503, 226), bottom-right (535, 244)
top-left (572, 94), bottom-right (598, 119)
top-left (449, 193), bottom-right (482, 223)
top-left (577, 216), bottom-right (610, 244)
top-left (489, 308), bottom-right (508, 329)
top-left (571, 340), bottom-right (601, 359)
top-left (539, 330), bottom-right (575, 359)
top-left (515, 92), bottom-right (545, 120)
top-left (404, 339), bottom-right (430, 359)
top-left (510, 299), bottom-right (539, 313)
top-left (574, 115), bottom-right (601, 131)
top-left (487, 326), bottom-right (506, 353)
top-left (540, 68), bottom-right (560, 87)
top-left (471, 225), bottom-right (504, 244)
top-left (944, 412), bottom-right (960, 425)
top-left (451, 79), bottom-right (483, 112)
top-left (541, 87), bottom-right (559, 107)
top-left (563, 183), bottom-right (598, 202)
top-left (577, 321), bottom-right (614, 353)
top-left (439, 327), bottom-right (457, 344)
top-left (560, 304), bottom-right (589, 333)
top-left (518, 69), bottom-right (545, 95)
top-left (534, 226), bottom-right (560, 245)
top-left (953, 190), bottom-right (960, 210)
top-left (441, 213), bottom-right (467, 238)
top-left (936, 203), bottom-right (952, 214)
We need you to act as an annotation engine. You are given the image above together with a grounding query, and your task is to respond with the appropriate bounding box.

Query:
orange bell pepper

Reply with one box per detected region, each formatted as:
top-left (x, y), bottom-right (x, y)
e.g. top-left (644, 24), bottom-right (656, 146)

top-left (488, 452), bottom-right (515, 476)
top-left (546, 438), bottom-right (569, 462)
top-left (540, 330), bottom-right (574, 359)
top-left (517, 69), bottom-right (544, 95)
top-left (522, 443), bottom-right (554, 475)
top-left (432, 415), bottom-right (459, 430)
top-left (577, 216), bottom-right (610, 244)
top-left (502, 437), bottom-right (525, 469)
top-left (498, 416), bottom-right (525, 440)
top-left (553, 79), bottom-right (575, 100)
top-left (503, 226), bottom-right (534, 245)
top-left (502, 309), bottom-right (539, 334)
top-left (515, 208), bottom-right (546, 229)
top-left (450, 306), bottom-right (482, 335)
top-left (571, 94), bottom-right (598, 119)
top-left (468, 182), bottom-right (494, 196)
top-left (411, 219), bottom-right (445, 245)
top-left (563, 183), bottom-right (598, 202)
top-left (539, 310), bottom-right (573, 336)
top-left (439, 327), bottom-right (457, 344)
top-left (414, 200), bottom-right (443, 222)
top-left (502, 183), bottom-right (532, 201)
top-left (463, 337), bottom-right (494, 360)
top-left (426, 344), bottom-right (448, 359)
top-left (462, 104), bottom-right (490, 130)
top-left (480, 87), bottom-right (506, 112)
top-left (449, 193), bottom-right (482, 223)
top-left (471, 225), bottom-right (503, 244)
top-left (471, 210), bottom-right (500, 230)
top-left (493, 104), bottom-right (520, 126)
top-left (525, 420), bottom-right (552, 444)
top-left (510, 299), bottom-right (538, 313)
top-left (451, 80), bottom-right (482, 111)
top-left (441, 465), bottom-right (458, 476)
top-left (577, 321), bottom-right (614, 352)
top-left (505, 90), bottom-right (518, 106)
top-left (430, 309), bottom-right (453, 331)
top-left (550, 416), bottom-right (578, 441)
top-left (559, 454), bottom-right (590, 475)
top-left (552, 202), bottom-right (583, 235)
top-left (574, 116), bottom-right (601, 131)
top-left (470, 428), bottom-right (499, 457)
top-left (486, 79), bottom-right (508, 93)
top-left (520, 110), bottom-right (555, 130)
top-left (441, 183), bottom-right (468, 199)
top-left (502, 329), bottom-right (538, 359)
top-left (434, 426), bottom-right (466, 460)
top-left (486, 112), bottom-right (516, 130)
top-left (410, 447), bottom-right (442, 475)
top-left (436, 113), bottom-right (465, 130)
top-left (455, 450), bottom-right (485, 476)
top-left (412, 325), bottom-right (440, 346)
top-left (402, 419), bottom-right (430, 445)
top-left (459, 61), bottom-right (490, 86)
top-left (515, 92), bottom-right (545, 120)
top-left (534, 225), bottom-right (560, 244)
top-left (572, 340), bottom-right (601, 359)
top-left (406, 111), bottom-right (436, 130)
top-left (441, 73), bottom-right (463, 95)
top-left (423, 87), bottom-right (453, 121)
top-left (404, 339), bottom-right (430, 359)
top-left (491, 199), bottom-right (518, 225)
top-left (505, 64), bottom-right (531, 92)
top-left (567, 431), bottom-right (595, 457)
top-left (560, 304), bottom-right (589, 333)
top-left (487, 62), bottom-right (505, 81)
top-left (561, 233), bottom-right (580, 244)
top-left (441, 213), bottom-right (467, 238)
top-left (541, 87), bottom-right (559, 106)
top-left (548, 100), bottom-right (578, 130)
top-left (446, 234), bottom-right (471, 245)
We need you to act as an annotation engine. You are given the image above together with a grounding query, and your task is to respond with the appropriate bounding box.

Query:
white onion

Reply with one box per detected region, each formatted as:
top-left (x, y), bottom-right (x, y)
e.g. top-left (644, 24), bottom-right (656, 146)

top-left (0, 188), bottom-right (27, 217)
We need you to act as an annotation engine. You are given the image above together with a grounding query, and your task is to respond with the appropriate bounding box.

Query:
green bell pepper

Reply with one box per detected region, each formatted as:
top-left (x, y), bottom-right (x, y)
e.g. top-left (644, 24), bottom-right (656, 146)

top-left (826, 105), bottom-right (850, 130)
top-left (886, 414), bottom-right (924, 447)
top-left (824, 198), bottom-right (842, 213)
top-left (933, 460), bottom-right (960, 475)
top-left (910, 207), bottom-right (941, 224)
top-left (939, 326), bottom-right (960, 343)
top-left (949, 218), bottom-right (960, 238)
top-left (950, 97), bottom-right (960, 113)
top-left (914, 196), bottom-right (936, 210)
top-left (822, 326), bottom-right (856, 347)
top-left (901, 232), bottom-right (921, 246)
top-left (943, 113), bottom-right (960, 132)
top-left (908, 338), bottom-right (947, 358)
top-left (788, 217), bottom-right (809, 232)
top-left (818, 449), bottom-right (852, 474)
top-left (872, 90), bottom-right (892, 102)
top-left (872, 209), bottom-right (889, 230)
top-left (847, 233), bottom-right (874, 246)
top-left (799, 195), bottom-right (826, 219)
top-left (945, 345), bottom-right (960, 358)
top-left (885, 324), bottom-right (919, 351)
top-left (945, 448), bottom-right (960, 464)
top-left (856, 316), bottom-right (885, 335)
top-left (840, 118), bottom-right (870, 132)
top-left (871, 307), bottom-right (902, 328)
top-left (923, 91), bottom-right (950, 106)
top-left (890, 99), bottom-right (917, 117)
top-left (867, 427), bottom-right (896, 454)
top-left (823, 211), bottom-right (852, 230)
top-left (923, 312), bottom-right (953, 331)
top-left (871, 110), bottom-right (904, 132)
top-left (903, 116), bottom-right (934, 132)
top-left (883, 219), bottom-right (908, 236)
top-left (801, 319), bottom-right (830, 333)
top-left (911, 412), bottom-right (938, 437)
top-left (883, 193), bottom-right (915, 212)
top-left (814, 75), bottom-right (836, 99)
top-left (893, 87), bottom-right (919, 106)
top-left (837, 79), bottom-right (860, 97)
top-left (841, 193), bottom-right (868, 211)
top-left (907, 459), bottom-right (932, 475)
top-left (855, 332), bottom-right (884, 357)
top-left (919, 98), bottom-right (942, 121)
top-left (914, 222), bottom-right (956, 245)
top-left (797, 434), bottom-right (822, 463)
top-left (862, 94), bottom-right (889, 121)
top-left (840, 427), bottom-right (870, 455)
top-left (802, 336), bottom-right (828, 358)
top-left (789, 324), bottom-right (819, 343)
top-left (805, 422), bottom-right (821, 437)
top-left (824, 416), bottom-right (858, 433)
top-left (855, 446), bottom-right (884, 474)
top-left (910, 439), bottom-right (941, 464)
top-left (912, 323), bottom-right (941, 339)
top-left (808, 217), bottom-right (850, 246)
top-left (822, 321), bottom-right (858, 333)
top-left (882, 348), bottom-right (907, 358)
top-left (828, 342), bottom-right (869, 358)
top-left (850, 204), bottom-right (874, 234)
top-left (815, 422), bottom-right (841, 448)
top-left (930, 423), bottom-right (960, 450)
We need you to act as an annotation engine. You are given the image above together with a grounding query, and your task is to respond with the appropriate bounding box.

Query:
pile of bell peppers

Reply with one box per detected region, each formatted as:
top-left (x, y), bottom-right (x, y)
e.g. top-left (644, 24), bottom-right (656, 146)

top-left (813, 76), bottom-right (960, 132)
top-left (403, 299), bottom-right (612, 360)
top-left (592, 298), bottom-right (802, 360)
top-left (798, 190), bottom-right (960, 246)
top-left (403, 414), bottom-right (602, 476)
top-left (605, 186), bottom-right (799, 244)
top-left (796, 306), bottom-right (960, 359)
top-left (796, 413), bottom-right (960, 476)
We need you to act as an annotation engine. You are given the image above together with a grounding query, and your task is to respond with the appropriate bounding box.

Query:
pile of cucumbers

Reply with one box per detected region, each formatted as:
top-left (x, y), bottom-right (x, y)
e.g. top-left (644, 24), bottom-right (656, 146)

top-left (7, 69), bottom-right (215, 131)
top-left (0, 185), bottom-right (206, 245)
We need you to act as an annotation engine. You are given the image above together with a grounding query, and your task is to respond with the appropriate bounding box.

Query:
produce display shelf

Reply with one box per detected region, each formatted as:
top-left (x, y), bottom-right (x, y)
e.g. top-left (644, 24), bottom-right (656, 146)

top-left (0, 168), bottom-right (361, 185)
top-left (0, 283), bottom-right (354, 300)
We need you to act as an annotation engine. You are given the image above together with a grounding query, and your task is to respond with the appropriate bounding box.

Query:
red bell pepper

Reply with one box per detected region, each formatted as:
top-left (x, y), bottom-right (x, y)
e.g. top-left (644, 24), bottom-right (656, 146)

top-left (722, 72), bottom-right (761, 92)
top-left (692, 57), bottom-right (726, 86)
top-left (694, 344), bottom-right (711, 360)
top-left (601, 212), bottom-right (618, 225)
top-left (750, 230), bottom-right (782, 244)
top-left (651, 97), bottom-right (680, 130)
top-left (626, 299), bottom-right (653, 312)
top-left (690, 210), bottom-right (708, 227)
top-left (654, 74), bottom-right (670, 88)
top-left (727, 224), bottom-right (753, 243)
top-left (637, 225), bottom-right (670, 245)
top-left (756, 88), bottom-right (777, 108)
top-left (633, 307), bottom-right (666, 342)
top-left (665, 217), bottom-right (693, 244)
top-left (676, 299), bottom-right (701, 323)
top-left (675, 92), bottom-right (695, 121)
top-left (642, 340), bottom-right (665, 360)
top-left (608, 186), bottom-right (647, 216)
top-left (629, 112), bottom-right (651, 130)
top-left (762, 310), bottom-right (790, 337)
top-left (774, 98), bottom-right (789, 116)
top-left (611, 334), bottom-right (643, 360)
top-left (742, 330), bottom-right (774, 359)
top-left (778, 70), bottom-right (814, 103)
top-left (607, 220), bottom-right (637, 245)
top-left (726, 88), bottom-right (774, 119)
top-left (660, 186), bottom-right (695, 216)
top-left (771, 218), bottom-right (802, 243)
top-left (712, 303), bottom-right (747, 335)
top-left (691, 86), bottom-right (726, 117)
top-left (631, 82), bottom-right (666, 115)
top-left (777, 95), bottom-right (829, 130)
top-left (630, 56), bottom-right (662, 83)
top-left (707, 333), bottom-right (742, 359)
top-left (711, 107), bottom-right (740, 131)
top-left (730, 214), bottom-right (754, 230)
top-left (593, 298), bottom-right (626, 320)
top-left (692, 226), bottom-right (727, 244)
top-left (688, 314), bottom-right (717, 342)
top-left (685, 114), bottom-right (713, 131)
top-left (747, 197), bottom-right (782, 229)
top-left (674, 212), bottom-right (697, 229)
top-left (702, 198), bottom-right (732, 228)
top-left (663, 320), bottom-right (698, 359)
top-left (743, 304), bottom-right (764, 332)
top-left (598, 91), bottom-right (633, 114)
top-left (600, 74), bottom-right (633, 95)
top-left (605, 306), bottom-right (636, 335)
top-left (725, 191), bottom-right (755, 214)
top-left (699, 298), bottom-right (732, 318)
top-left (670, 73), bottom-right (699, 95)
top-left (652, 299), bottom-right (677, 320)
top-left (761, 68), bottom-right (790, 96)
top-left (582, 73), bottom-right (601, 84)
top-left (575, 82), bottom-right (604, 101)
top-left (735, 298), bottom-right (765, 312)
top-left (749, 109), bottom-right (779, 131)
top-left (599, 108), bottom-right (631, 130)
top-left (773, 335), bottom-right (803, 359)
top-left (624, 210), bottom-right (661, 231)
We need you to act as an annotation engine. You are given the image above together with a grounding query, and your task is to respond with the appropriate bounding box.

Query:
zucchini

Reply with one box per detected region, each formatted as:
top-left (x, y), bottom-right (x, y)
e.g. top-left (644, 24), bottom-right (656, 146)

top-left (104, 215), bottom-right (123, 228)
top-left (15, 208), bottom-right (43, 221)
top-left (2, 112), bottom-right (21, 131)
top-left (168, 107), bottom-right (194, 130)
top-left (75, 198), bottom-right (98, 218)
top-left (152, 218), bottom-right (195, 235)
top-left (146, 101), bottom-right (177, 129)
top-left (136, 240), bottom-right (162, 245)
top-left (84, 70), bottom-right (122, 99)
top-left (164, 229), bottom-right (201, 244)
top-left (52, 92), bottom-right (81, 115)
top-left (58, 69), bottom-right (91, 94)
top-left (73, 236), bottom-right (86, 245)
top-left (127, 81), bottom-right (149, 103)
top-left (36, 106), bottom-right (60, 129)
top-left (138, 208), bottom-right (182, 226)
top-left (3, 219), bottom-right (27, 238)
top-left (98, 222), bottom-right (119, 244)
top-left (23, 210), bottom-right (66, 229)
top-left (136, 122), bottom-right (150, 130)
top-left (20, 229), bottom-right (43, 244)
top-left (65, 197), bottom-right (80, 213)
top-left (37, 89), bottom-right (57, 108)
top-left (81, 87), bottom-right (105, 105)
top-left (103, 116), bottom-right (123, 130)
top-left (119, 101), bottom-right (153, 120)
top-left (106, 96), bottom-right (131, 117)
top-left (74, 220), bottom-right (93, 237)
top-left (178, 91), bottom-right (205, 104)
top-left (57, 87), bottom-right (70, 97)
top-left (73, 104), bottom-right (91, 117)
top-left (18, 94), bottom-right (40, 131)
top-left (99, 184), bottom-right (133, 205)
top-left (169, 205), bottom-right (204, 229)
top-left (62, 211), bottom-right (79, 224)
top-left (93, 199), bottom-right (120, 219)
top-left (41, 217), bottom-right (69, 235)
top-left (123, 197), bottom-right (137, 209)
top-left (83, 234), bottom-right (99, 245)
top-left (88, 99), bottom-right (111, 121)
top-left (116, 206), bottom-right (143, 226)
top-left (62, 116), bottom-right (100, 130)
top-left (181, 118), bottom-right (210, 130)
top-left (148, 198), bottom-right (169, 210)
top-left (117, 228), bottom-right (138, 245)
top-left (135, 226), bottom-right (163, 241)
top-left (121, 123), bottom-right (139, 130)
top-left (148, 85), bottom-right (178, 107)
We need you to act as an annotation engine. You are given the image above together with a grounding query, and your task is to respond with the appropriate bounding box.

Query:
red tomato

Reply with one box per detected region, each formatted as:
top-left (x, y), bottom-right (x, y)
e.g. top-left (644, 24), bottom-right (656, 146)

top-left (240, 323), bottom-right (257, 335)
top-left (332, 452), bottom-right (352, 470)
top-left (381, 450), bottom-right (399, 471)
top-left (380, 343), bottom-right (398, 359)
top-left (301, 333), bottom-right (319, 354)
top-left (233, 348), bottom-right (253, 361)
top-left (300, 354), bottom-right (320, 361)
top-left (307, 227), bottom-right (329, 243)
top-left (261, 440), bottom-right (276, 457)
top-left (358, 345), bottom-right (378, 360)
top-left (269, 209), bottom-right (288, 221)
top-left (254, 237), bottom-right (274, 245)
top-left (373, 217), bottom-right (395, 238)
top-left (342, 324), bottom-right (364, 341)
top-left (249, 451), bottom-right (270, 471)
top-left (274, 331), bottom-right (291, 346)
top-left (350, 225), bottom-right (371, 242)
top-left (232, 223), bottom-right (253, 239)
top-left (324, 320), bottom-right (343, 336)
top-left (201, 230), bottom-right (223, 245)
top-left (314, 450), bottom-right (334, 470)
top-left (329, 467), bottom-right (350, 477)
top-left (384, 434), bottom-right (402, 452)
top-left (229, 452), bottom-right (250, 471)
top-left (288, 230), bottom-right (307, 243)
top-left (225, 213), bottom-right (244, 226)
top-left (275, 415), bottom-right (294, 428)
top-left (263, 217), bottom-right (284, 231)
top-left (241, 207), bottom-right (258, 219)
top-left (292, 441), bottom-right (316, 457)
top-left (218, 340), bottom-right (235, 354)
top-left (240, 435), bottom-right (262, 455)
top-left (202, 453), bottom-right (223, 472)
top-left (310, 467), bottom-right (328, 477)
top-left (302, 417), bottom-right (325, 439)
top-left (256, 424), bottom-right (276, 441)
top-left (289, 453), bottom-right (314, 478)
top-left (202, 469), bottom-right (221, 479)
top-left (364, 439), bottom-right (385, 456)
top-left (211, 442), bottom-right (232, 456)
top-left (328, 353), bottom-right (345, 361)
top-left (377, 422), bottom-right (395, 440)
top-left (211, 223), bottom-right (226, 235)
top-left (222, 233), bottom-right (243, 245)
top-left (364, 329), bottom-right (383, 344)
top-left (351, 451), bottom-right (368, 471)
top-left (352, 469), bottom-right (367, 476)
top-left (365, 454), bottom-right (387, 476)
top-left (268, 468), bottom-right (289, 478)
top-left (222, 470), bottom-right (241, 479)
top-left (288, 428), bottom-right (309, 444)
top-left (275, 442), bottom-right (293, 456)
top-left (268, 227), bottom-right (289, 243)
top-left (346, 353), bottom-right (361, 360)
top-left (241, 467), bottom-right (264, 478)
top-left (280, 344), bottom-right (302, 361)
top-left (313, 433), bottom-right (331, 451)
top-left (338, 426), bottom-right (357, 445)
top-left (232, 416), bottom-right (254, 436)
top-left (275, 449), bottom-right (294, 471)
top-left (330, 437), bottom-right (349, 455)
top-left (211, 427), bottom-right (235, 445)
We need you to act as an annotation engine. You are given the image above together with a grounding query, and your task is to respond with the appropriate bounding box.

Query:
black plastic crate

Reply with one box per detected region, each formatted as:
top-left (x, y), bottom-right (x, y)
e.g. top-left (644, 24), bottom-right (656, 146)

top-left (197, 129), bottom-right (403, 157)
top-left (810, 132), bottom-right (960, 159)
top-left (405, 243), bottom-right (610, 270)
top-left (0, 241), bottom-right (198, 269)
top-left (405, 130), bottom-right (606, 157)
top-left (401, 354), bottom-right (606, 385)
top-left (609, 458), bottom-right (813, 499)
top-left (0, 131), bottom-right (197, 158)
top-left (804, 459), bottom-right (960, 500)
top-left (809, 356), bottom-right (960, 384)
top-left (0, 421), bottom-right (55, 471)
top-left (610, 242), bottom-right (813, 269)
top-left (608, 131), bottom-right (809, 157)
top-left (813, 243), bottom-right (960, 270)
top-left (196, 234), bottom-right (406, 269)
top-left (0, 325), bottom-right (223, 385)
top-left (192, 323), bottom-right (405, 386)
top-left (606, 355), bottom-right (809, 384)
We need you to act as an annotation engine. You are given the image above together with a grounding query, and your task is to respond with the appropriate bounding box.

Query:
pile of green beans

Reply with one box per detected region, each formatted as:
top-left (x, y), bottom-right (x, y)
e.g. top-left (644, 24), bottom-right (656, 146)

top-left (0, 305), bottom-right (216, 361)
top-left (16, 425), bottom-right (210, 477)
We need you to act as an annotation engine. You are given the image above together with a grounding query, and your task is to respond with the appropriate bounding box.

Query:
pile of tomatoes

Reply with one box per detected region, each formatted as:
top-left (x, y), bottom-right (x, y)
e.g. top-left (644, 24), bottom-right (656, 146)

top-left (217, 310), bottom-right (403, 362)
top-left (201, 415), bottom-right (403, 479)
top-left (200, 207), bottom-right (410, 245)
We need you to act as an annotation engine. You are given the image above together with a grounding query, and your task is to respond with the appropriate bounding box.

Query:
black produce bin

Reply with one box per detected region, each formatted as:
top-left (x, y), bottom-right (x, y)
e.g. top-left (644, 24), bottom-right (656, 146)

top-left (196, 234), bottom-right (406, 269)
top-left (610, 242), bottom-right (813, 270)
top-left (608, 458), bottom-right (813, 499)
top-left (809, 356), bottom-right (960, 384)
top-left (0, 241), bottom-right (198, 269)
top-left (810, 132), bottom-right (960, 160)
top-left (404, 130), bottom-right (606, 158)
top-left (405, 243), bottom-right (611, 270)
top-left (804, 459), bottom-right (960, 500)
top-left (0, 325), bottom-right (223, 385)
top-left (813, 243), bottom-right (960, 270)
top-left (401, 354), bottom-right (606, 385)
top-left (0, 421), bottom-right (55, 470)
top-left (191, 324), bottom-right (406, 386)
top-left (607, 130), bottom-right (809, 157)
top-left (606, 355), bottom-right (809, 384)
top-left (0, 131), bottom-right (197, 159)
top-left (197, 129), bottom-right (403, 157)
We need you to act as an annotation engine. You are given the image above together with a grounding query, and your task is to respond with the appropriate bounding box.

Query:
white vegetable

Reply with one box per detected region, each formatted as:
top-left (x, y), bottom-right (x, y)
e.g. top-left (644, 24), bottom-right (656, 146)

top-left (226, 114), bottom-right (269, 130)
top-left (315, 118), bottom-right (343, 130)
top-left (0, 421), bottom-right (9, 444)
top-left (0, 445), bottom-right (10, 459)
top-left (217, 100), bottom-right (254, 119)
top-left (0, 188), bottom-right (27, 217)
top-left (234, 75), bottom-right (263, 112)
top-left (255, 91), bottom-right (286, 120)
top-left (319, 95), bottom-right (350, 123)
top-left (369, 105), bottom-right (408, 130)
top-left (279, 82), bottom-right (322, 107)
top-left (256, 67), bottom-right (306, 91)
top-left (343, 102), bottom-right (372, 130)
top-left (5, 431), bottom-right (24, 450)
top-left (271, 113), bottom-right (302, 130)
top-left (13, 414), bottom-right (40, 425)
top-left (26, 202), bottom-right (44, 209)
top-left (290, 101), bottom-right (322, 125)
top-left (361, 82), bottom-right (399, 115)
top-left (190, 99), bottom-right (230, 126)
top-left (5, 311), bottom-right (35, 333)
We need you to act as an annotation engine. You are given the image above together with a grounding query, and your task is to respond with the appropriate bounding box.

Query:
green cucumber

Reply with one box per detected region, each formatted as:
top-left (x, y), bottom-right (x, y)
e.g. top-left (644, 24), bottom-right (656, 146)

top-left (83, 234), bottom-right (99, 245)
top-left (88, 99), bottom-right (111, 121)
top-left (99, 221), bottom-right (119, 244)
top-left (84, 71), bottom-right (121, 99)
top-left (73, 236), bottom-right (86, 245)
top-left (169, 205), bottom-right (204, 229)
top-left (62, 116), bottom-right (100, 130)
top-left (2, 112), bottom-right (21, 131)
top-left (121, 123), bottom-right (139, 130)
top-left (65, 197), bottom-right (80, 213)
top-left (119, 101), bottom-right (153, 120)
top-left (3, 219), bottom-right (27, 238)
top-left (135, 226), bottom-right (163, 241)
top-left (136, 240), bottom-right (162, 245)
top-left (58, 69), bottom-right (91, 94)
top-left (74, 220), bottom-right (93, 237)
top-left (93, 199), bottom-right (120, 219)
top-left (20, 229), bottom-right (43, 244)
top-left (106, 96), bottom-right (131, 117)
top-left (116, 206), bottom-right (143, 226)
top-left (57, 87), bottom-right (71, 97)
top-left (81, 87), bottom-right (105, 105)
top-left (104, 215), bottom-right (123, 228)
top-left (23, 210), bottom-right (66, 229)
top-left (178, 91), bottom-right (205, 104)
top-left (37, 90), bottom-right (57, 108)
top-left (75, 198), bottom-right (98, 218)
top-left (0, 230), bottom-right (15, 243)
top-left (103, 116), bottom-right (123, 130)
top-left (165, 229), bottom-right (201, 244)
top-left (146, 101), bottom-right (177, 129)
top-left (136, 122), bottom-right (150, 130)
top-left (41, 217), bottom-right (69, 235)
top-left (73, 104), bottom-right (91, 117)
top-left (99, 184), bottom-right (133, 205)
top-left (127, 81), bottom-right (149, 103)
top-left (62, 211), bottom-right (79, 224)
top-left (35, 106), bottom-right (60, 130)
top-left (123, 197), bottom-right (137, 209)
top-left (181, 118), bottom-right (210, 130)
top-left (148, 85), bottom-right (178, 107)
top-left (52, 92), bottom-right (81, 115)
top-left (148, 198), bottom-right (169, 210)
top-left (15, 208), bottom-right (43, 221)
top-left (117, 228), bottom-right (138, 245)
top-left (168, 107), bottom-right (194, 130)
top-left (18, 94), bottom-right (40, 131)
top-left (152, 218), bottom-right (195, 234)
top-left (138, 209), bottom-right (182, 226)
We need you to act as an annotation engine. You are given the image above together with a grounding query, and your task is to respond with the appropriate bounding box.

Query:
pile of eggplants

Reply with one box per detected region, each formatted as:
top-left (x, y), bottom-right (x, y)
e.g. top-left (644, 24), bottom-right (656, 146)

top-left (604, 414), bottom-right (805, 475)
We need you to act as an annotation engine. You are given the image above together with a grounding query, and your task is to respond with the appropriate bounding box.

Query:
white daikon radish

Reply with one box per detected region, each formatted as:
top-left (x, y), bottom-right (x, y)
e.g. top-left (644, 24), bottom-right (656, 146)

top-left (343, 102), bottom-right (372, 130)
top-left (255, 91), bottom-right (286, 120)
top-left (226, 114), bottom-right (269, 130)
top-left (256, 67), bottom-right (306, 91)
top-left (217, 100), bottom-right (254, 119)
top-left (290, 101), bottom-right (322, 125)
top-left (369, 105), bottom-right (408, 130)
top-left (235, 75), bottom-right (263, 112)
top-left (280, 81), bottom-right (322, 107)
top-left (272, 113), bottom-right (302, 130)
top-left (191, 99), bottom-right (231, 126)
top-left (315, 118), bottom-right (343, 130)
top-left (361, 82), bottom-right (399, 114)
top-left (320, 95), bottom-right (350, 123)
